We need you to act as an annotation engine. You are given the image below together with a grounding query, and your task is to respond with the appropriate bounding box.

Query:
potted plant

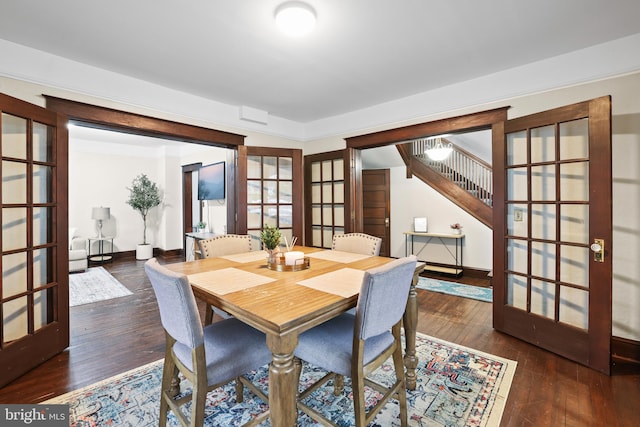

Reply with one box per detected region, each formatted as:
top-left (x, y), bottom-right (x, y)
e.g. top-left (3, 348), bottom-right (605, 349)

top-left (126, 174), bottom-right (162, 260)
top-left (260, 225), bottom-right (282, 263)
top-left (196, 221), bottom-right (207, 232)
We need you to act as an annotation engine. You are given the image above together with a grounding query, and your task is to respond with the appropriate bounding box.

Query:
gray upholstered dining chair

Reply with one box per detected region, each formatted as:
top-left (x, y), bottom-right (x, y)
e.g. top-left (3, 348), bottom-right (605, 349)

top-left (332, 232), bottom-right (382, 256)
top-left (198, 234), bottom-right (253, 323)
top-left (144, 258), bottom-right (270, 427)
top-left (293, 255), bottom-right (417, 427)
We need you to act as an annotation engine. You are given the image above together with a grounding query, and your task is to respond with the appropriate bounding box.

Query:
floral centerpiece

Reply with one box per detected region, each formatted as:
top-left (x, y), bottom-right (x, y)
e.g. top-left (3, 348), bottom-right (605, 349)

top-left (260, 225), bottom-right (282, 263)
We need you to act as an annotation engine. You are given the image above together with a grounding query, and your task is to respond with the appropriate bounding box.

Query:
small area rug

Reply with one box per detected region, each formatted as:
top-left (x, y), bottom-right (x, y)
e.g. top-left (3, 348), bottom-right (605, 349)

top-left (46, 333), bottom-right (516, 426)
top-left (69, 266), bottom-right (133, 307)
top-left (417, 277), bottom-right (493, 303)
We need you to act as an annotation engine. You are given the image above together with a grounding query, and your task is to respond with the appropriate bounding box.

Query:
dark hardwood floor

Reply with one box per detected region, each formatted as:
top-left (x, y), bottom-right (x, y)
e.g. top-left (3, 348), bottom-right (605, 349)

top-left (0, 255), bottom-right (638, 426)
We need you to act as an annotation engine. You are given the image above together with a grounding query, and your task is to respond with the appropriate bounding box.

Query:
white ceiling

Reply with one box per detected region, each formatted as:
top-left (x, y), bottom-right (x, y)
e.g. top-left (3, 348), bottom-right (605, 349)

top-left (2, 0), bottom-right (640, 124)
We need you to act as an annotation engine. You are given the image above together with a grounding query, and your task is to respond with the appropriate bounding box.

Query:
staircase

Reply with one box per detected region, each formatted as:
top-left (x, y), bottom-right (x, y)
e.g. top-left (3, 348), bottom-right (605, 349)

top-left (396, 139), bottom-right (493, 228)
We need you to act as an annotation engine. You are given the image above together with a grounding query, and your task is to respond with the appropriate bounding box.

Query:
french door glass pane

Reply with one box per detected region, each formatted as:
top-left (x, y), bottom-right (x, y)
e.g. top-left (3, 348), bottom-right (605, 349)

top-left (33, 290), bottom-right (49, 332)
top-left (560, 204), bottom-right (588, 244)
top-left (2, 113), bottom-right (27, 159)
top-left (247, 180), bottom-right (261, 203)
top-left (334, 182), bottom-right (344, 203)
top-left (334, 206), bottom-right (345, 227)
top-left (506, 130), bottom-right (527, 165)
top-left (2, 207), bottom-right (27, 251)
top-left (33, 207), bottom-right (52, 246)
top-left (559, 118), bottom-right (589, 160)
top-left (560, 245), bottom-right (589, 287)
top-left (531, 165), bottom-right (555, 201)
top-left (559, 286), bottom-right (589, 330)
top-left (530, 125), bottom-right (555, 163)
top-left (263, 156), bottom-right (277, 179)
top-left (279, 181), bottom-right (292, 203)
top-left (33, 122), bottom-right (53, 162)
top-left (531, 279), bottom-right (555, 319)
top-left (2, 161), bottom-right (27, 204)
top-left (4, 297), bottom-right (27, 342)
top-left (333, 159), bottom-right (344, 180)
top-left (311, 162), bottom-right (321, 181)
top-left (322, 182), bottom-right (332, 202)
top-left (2, 252), bottom-right (27, 298)
top-left (507, 238), bottom-right (528, 274)
top-left (247, 206), bottom-right (262, 228)
top-left (247, 155), bottom-right (262, 179)
top-left (531, 204), bottom-right (556, 240)
top-left (33, 164), bottom-right (53, 204)
top-left (33, 247), bottom-right (52, 287)
top-left (322, 160), bottom-right (332, 180)
top-left (560, 162), bottom-right (589, 201)
top-left (263, 181), bottom-right (277, 203)
top-left (322, 205), bottom-right (333, 225)
top-left (531, 241), bottom-right (555, 280)
top-left (279, 157), bottom-right (292, 180)
top-left (311, 183), bottom-right (321, 203)
top-left (507, 204), bottom-right (528, 237)
top-left (279, 205), bottom-right (292, 227)
top-left (507, 168), bottom-right (528, 200)
top-left (263, 205), bottom-right (277, 227)
top-left (312, 226), bottom-right (322, 247)
top-left (507, 273), bottom-right (527, 309)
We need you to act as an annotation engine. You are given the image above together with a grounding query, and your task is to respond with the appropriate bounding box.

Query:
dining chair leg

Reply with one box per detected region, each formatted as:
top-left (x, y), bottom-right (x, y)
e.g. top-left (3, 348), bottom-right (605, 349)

top-left (204, 305), bottom-right (214, 325)
top-left (333, 374), bottom-right (344, 396)
top-left (235, 377), bottom-right (244, 403)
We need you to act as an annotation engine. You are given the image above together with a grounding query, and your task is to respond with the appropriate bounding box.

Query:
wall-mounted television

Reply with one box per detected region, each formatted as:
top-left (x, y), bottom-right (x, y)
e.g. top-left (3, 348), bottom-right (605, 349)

top-left (197, 161), bottom-right (225, 200)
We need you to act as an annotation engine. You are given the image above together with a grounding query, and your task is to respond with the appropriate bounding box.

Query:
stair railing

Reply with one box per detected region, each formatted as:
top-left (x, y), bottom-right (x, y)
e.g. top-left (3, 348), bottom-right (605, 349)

top-left (412, 138), bottom-right (493, 206)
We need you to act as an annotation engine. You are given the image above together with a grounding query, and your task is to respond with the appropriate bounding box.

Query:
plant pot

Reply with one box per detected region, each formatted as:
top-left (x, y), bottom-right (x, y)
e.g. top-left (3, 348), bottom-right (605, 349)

top-left (136, 244), bottom-right (153, 260)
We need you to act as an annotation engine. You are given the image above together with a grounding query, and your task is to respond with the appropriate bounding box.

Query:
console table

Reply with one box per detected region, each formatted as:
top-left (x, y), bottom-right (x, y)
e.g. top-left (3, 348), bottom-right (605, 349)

top-left (403, 231), bottom-right (464, 276)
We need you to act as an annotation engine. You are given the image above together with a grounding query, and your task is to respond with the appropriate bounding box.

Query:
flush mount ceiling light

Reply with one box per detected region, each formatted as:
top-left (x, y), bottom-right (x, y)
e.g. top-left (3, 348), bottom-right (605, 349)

top-left (425, 137), bottom-right (453, 161)
top-left (275, 1), bottom-right (316, 37)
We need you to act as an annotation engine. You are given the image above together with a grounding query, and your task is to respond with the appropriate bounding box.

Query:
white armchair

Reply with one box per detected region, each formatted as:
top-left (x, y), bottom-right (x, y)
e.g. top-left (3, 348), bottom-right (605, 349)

top-left (69, 228), bottom-right (88, 273)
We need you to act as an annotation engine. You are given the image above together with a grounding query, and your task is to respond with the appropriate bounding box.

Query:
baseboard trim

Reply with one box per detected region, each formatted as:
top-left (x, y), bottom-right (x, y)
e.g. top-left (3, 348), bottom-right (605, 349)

top-left (612, 336), bottom-right (640, 366)
top-left (111, 248), bottom-right (184, 261)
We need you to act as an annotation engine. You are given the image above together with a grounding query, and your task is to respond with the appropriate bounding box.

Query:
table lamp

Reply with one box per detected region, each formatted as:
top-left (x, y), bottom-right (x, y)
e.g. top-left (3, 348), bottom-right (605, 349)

top-left (92, 207), bottom-right (110, 238)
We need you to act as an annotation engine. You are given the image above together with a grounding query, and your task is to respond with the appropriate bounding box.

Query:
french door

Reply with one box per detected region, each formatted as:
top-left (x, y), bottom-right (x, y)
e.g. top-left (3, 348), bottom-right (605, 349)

top-left (492, 96), bottom-right (612, 374)
top-left (0, 93), bottom-right (69, 387)
top-left (237, 146), bottom-right (303, 246)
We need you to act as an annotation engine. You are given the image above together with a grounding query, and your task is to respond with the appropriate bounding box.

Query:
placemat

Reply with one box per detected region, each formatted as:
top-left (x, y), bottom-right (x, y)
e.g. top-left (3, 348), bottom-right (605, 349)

top-left (188, 267), bottom-right (275, 295)
top-left (297, 268), bottom-right (365, 297)
top-left (220, 251), bottom-right (269, 263)
top-left (305, 250), bottom-right (372, 263)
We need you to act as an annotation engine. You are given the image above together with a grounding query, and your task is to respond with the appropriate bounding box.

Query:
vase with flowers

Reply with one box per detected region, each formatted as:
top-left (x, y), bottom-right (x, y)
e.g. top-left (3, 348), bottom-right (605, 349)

top-left (450, 223), bottom-right (463, 235)
top-left (260, 225), bottom-right (282, 264)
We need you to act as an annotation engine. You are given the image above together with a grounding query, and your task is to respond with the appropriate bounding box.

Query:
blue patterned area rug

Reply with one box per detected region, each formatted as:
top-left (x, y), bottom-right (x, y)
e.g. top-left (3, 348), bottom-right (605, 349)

top-left (46, 333), bottom-right (516, 426)
top-left (417, 277), bottom-right (493, 303)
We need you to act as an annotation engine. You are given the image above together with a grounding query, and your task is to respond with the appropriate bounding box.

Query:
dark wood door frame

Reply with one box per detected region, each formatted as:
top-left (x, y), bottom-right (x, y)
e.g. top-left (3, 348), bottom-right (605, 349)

top-left (44, 96), bottom-right (246, 253)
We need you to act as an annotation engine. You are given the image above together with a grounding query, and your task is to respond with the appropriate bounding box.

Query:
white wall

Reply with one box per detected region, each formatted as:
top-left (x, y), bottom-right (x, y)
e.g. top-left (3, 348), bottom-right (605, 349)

top-left (1, 49), bottom-right (639, 341)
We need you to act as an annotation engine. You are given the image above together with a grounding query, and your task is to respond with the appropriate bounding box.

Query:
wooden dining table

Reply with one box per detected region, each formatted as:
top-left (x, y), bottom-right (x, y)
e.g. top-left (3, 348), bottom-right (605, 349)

top-left (165, 246), bottom-right (424, 427)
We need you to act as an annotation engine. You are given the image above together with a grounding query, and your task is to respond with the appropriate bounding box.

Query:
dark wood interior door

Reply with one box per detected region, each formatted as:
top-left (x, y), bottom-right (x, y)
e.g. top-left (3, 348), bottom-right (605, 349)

top-left (492, 96), bottom-right (612, 374)
top-left (362, 169), bottom-right (391, 256)
top-left (0, 93), bottom-right (69, 387)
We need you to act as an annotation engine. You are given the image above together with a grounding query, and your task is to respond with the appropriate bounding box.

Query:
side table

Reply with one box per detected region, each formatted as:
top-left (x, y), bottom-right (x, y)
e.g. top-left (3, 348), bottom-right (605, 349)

top-left (87, 236), bottom-right (114, 264)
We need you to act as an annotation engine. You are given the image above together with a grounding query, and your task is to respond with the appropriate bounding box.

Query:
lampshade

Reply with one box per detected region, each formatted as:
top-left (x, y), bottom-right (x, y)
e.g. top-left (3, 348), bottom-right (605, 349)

top-left (425, 138), bottom-right (453, 161)
top-left (91, 207), bottom-right (110, 221)
top-left (275, 1), bottom-right (316, 37)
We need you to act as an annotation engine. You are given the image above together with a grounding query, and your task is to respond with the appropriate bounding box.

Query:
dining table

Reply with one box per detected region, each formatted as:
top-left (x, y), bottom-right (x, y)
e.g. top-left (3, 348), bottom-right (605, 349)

top-left (165, 245), bottom-right (424, 427)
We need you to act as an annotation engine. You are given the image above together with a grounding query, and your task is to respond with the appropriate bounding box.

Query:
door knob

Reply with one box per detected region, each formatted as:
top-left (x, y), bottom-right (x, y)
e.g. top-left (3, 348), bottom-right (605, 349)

top-left (590, 239), bottom-right (605, 262)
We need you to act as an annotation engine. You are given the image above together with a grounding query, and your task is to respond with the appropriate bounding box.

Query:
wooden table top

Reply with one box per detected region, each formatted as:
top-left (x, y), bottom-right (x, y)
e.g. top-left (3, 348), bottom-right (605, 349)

top-left (165, 246), bottom-right (395, 337)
